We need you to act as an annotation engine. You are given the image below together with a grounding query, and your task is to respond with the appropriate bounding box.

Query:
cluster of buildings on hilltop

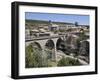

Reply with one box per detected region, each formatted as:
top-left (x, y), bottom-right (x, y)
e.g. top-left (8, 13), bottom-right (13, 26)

top-left (25, 20), bottom-right (89, 39)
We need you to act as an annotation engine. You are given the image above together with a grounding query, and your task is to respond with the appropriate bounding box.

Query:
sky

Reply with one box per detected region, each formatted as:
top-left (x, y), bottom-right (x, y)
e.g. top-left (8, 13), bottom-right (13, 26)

top-left (25, 12), bottom-right (89, 25)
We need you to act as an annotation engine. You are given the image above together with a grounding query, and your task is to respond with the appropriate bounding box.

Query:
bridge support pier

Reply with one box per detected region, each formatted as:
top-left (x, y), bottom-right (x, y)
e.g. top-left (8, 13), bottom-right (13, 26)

top-left (52, 42), bottom-right (57, 62)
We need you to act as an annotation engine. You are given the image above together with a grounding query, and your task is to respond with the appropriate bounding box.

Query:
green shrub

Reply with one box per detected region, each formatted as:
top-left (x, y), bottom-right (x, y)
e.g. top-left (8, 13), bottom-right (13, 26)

top-left (25, 45), bottom-right (50, 68)
top-left (25, 44), bottom-right (48, 68)
top-left (57, 57), bottom-right (81, 66)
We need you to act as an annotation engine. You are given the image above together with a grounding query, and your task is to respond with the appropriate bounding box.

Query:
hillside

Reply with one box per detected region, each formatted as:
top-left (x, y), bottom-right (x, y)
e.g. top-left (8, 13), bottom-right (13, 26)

top-left (25, 19), bottom-right (74, 25)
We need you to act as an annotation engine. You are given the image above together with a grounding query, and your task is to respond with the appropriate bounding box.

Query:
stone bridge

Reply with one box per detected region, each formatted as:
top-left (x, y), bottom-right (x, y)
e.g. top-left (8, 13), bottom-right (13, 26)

top-left (25, 35), bottom-right (66, 61)
top-left (25, 33), bottom-right (89, 64)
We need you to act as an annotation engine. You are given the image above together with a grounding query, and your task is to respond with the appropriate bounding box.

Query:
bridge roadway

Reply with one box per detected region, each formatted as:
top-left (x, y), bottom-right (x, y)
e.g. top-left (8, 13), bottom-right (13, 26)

top-left (25, 31), bottom-right (85, 42)
top-left (25, 35), bottom-right (66, 42)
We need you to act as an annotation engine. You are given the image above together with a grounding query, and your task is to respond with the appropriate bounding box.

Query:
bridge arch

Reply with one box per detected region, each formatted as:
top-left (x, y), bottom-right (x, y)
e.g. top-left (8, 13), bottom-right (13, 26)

top-left (25, 42), bottom-right (43, 68)
top-left (56, 38), bottom-right (65, 51)
top-left (44, 39), bottom-right (55, 60)
top-left (32, 42), bottom-right (42, 50)
top-left (45, 39), bottom-right (55, 49)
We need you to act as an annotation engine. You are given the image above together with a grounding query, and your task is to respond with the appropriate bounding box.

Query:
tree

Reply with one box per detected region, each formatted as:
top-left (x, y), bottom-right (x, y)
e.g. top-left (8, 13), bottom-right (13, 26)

top-left (25, 44), bottom-right (49, 68)
top-left (25, 44), bottom-right (48, 68)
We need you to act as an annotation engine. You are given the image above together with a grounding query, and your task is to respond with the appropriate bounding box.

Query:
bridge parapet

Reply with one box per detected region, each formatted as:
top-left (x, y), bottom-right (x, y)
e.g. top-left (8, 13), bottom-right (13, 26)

top-left (25, 35), bottom-right (66, 42)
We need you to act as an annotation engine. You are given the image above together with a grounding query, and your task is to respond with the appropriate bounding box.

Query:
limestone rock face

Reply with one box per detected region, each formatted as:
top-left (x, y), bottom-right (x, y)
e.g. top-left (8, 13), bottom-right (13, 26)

top-left (64, 34), bottom-right (79, 55)
top-left (78, 40), bottom-right (89, 56)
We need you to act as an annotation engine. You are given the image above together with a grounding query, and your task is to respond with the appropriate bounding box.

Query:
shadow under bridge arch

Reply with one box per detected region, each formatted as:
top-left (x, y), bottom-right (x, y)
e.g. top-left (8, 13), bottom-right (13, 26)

top-left (44, 39), bottom-right (56, 61)
top-left (56, 38), bottom-right (65, 52)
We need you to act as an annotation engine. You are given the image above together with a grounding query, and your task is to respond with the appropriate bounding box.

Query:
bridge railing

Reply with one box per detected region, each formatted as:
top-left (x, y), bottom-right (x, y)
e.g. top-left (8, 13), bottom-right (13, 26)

top-left (25, 35), bottom-right (66, 41)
